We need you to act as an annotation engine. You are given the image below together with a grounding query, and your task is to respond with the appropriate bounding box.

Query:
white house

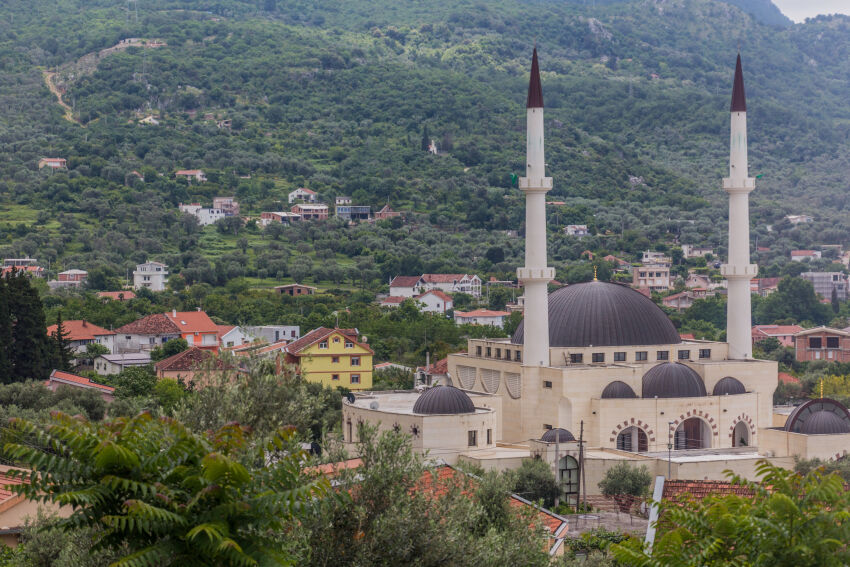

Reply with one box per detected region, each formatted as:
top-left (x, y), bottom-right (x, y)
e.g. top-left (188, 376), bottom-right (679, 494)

top-left (243, 325), bottom-right (300, 343)
top-left (786, 214), bottom-right (813, 225)
top-left (175, 169), bottom-right (206, 183)
top-left (218, 325), bottom-right (251, 348)
top-left (564, 225), bottom-right (588, 237)
top-left (335, 196), bottom-right (352, 205)
top-left (415, 290), bottom-right (454, 314)
top-left (260, 212), bottom-right (301, 226)
top-left (47, 320), bottom-right (115, 357)
top-left (681, 245), bottom-right (715, 258)
top-left (179, 203), bottom-right (225, 226)
top-left (641, 251), bottom-right (672, 266)
top-left (421, 274), bottom-right (482, 298)
top-left (133, 261), bottom-right (168, 291)
top-left (94, 353), bottom-right (152, 375)
top-left (791, 250), bottom-right (821, 262)
top-left (288, 188), bottom-right (318, 203)
top-left (453, 309), bottom-right (510, 328)
top-left (389, 276), bottom-right (424, 298)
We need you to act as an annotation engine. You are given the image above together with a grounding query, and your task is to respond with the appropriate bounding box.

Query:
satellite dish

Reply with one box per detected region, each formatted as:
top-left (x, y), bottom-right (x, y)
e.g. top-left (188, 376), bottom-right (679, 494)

top-left (346, 392), bottom-right (356, 403)
top-left (369, 401), bottom-right (380, 410)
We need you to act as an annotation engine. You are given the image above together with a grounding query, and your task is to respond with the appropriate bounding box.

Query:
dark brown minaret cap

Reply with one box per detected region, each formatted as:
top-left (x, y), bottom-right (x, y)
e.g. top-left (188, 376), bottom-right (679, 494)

top-left (730, 53), bottom-right (746, 112)
top-left (527, 48), bottom-right (544, 109)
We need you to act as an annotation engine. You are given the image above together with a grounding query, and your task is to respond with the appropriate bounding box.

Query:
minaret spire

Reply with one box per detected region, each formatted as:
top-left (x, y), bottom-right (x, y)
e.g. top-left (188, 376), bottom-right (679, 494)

top-left (518, 48), bottom-right (554, 367)
top-left (722, 53), bottom-right (757, 359)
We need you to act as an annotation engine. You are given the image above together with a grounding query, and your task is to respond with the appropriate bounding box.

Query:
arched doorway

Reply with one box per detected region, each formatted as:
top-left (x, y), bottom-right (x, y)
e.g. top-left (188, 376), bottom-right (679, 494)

top-left (674, 417), bottom-right (711, 450)
top-left (558, 455), bottom-right (580, 506)
top-left (616, 426), bottom-right (648, 452)
top-left (732, 421), bottom-right (749, 447)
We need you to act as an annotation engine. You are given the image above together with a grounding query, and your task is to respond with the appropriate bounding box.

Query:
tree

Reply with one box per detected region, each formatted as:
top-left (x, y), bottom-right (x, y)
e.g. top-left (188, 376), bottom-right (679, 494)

top-left (611, 462), bottom-right (850, 566)
top-left (5, 412), bottom-right (330, 567)
top-left (151, 338), bottom-right (189, 362)
top-left (5, 272), bottom-right (53, 382)
top-left (50, 312), bottom-right (74, 371)
top-left (85, 342), bottom-right (110, 359)
top-left (832, 285), bottom-right (840, 314)
top-left (598, 462), bottom-right (652, 512)
top-left (754, 336), bottom-right (781, 355)
top-left (112, 366), bottom-right (158, 398)
top-left (421, 124), bottom-right (430, 151)
top-left (755, 276), bottom-right (831, 325)
top-left (509, 458), bottom-right (560, 508)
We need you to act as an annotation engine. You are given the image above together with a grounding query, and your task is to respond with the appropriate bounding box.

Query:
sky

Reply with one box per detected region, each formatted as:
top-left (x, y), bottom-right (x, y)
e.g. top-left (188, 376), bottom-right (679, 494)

top-left (772, 0), bottom-right (850, 22)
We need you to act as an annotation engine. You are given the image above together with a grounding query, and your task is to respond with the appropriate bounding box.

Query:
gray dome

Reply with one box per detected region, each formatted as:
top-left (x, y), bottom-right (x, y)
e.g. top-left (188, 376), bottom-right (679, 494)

top-left (642, 362), bottom-right (707, 398)
top-left (713, 377), bottom-right (746, 396)
top-left (412, 386), bottom-right (475, 415)
top-left (541, 428), bottom-right (575, 443)
top-left (601, 381), bottom-right (637, 399)
top-left (785, 398), bottom-right (850, 435)
top-left (512, 281), bottom-right (680, 348)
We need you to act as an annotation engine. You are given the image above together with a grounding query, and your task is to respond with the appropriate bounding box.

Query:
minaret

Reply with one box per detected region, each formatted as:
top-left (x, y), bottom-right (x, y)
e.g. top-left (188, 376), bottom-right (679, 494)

top-left (518, 48), bottom-right (555, 366)
top-left (722, 54), bottom-right (757, 360)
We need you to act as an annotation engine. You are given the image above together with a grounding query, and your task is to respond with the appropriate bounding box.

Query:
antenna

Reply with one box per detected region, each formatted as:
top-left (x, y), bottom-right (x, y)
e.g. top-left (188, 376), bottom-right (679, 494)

top-left (126, 0), bottom-right (139, 23)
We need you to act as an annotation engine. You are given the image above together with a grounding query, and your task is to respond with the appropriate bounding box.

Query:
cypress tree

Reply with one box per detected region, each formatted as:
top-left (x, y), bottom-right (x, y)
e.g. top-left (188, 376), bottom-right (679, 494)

top-left (0, 277), bottom-right (11, 381)
top-left (832, 285), bottom-right (840, 315)
top-left (51, 312), bottom-right (74, 371)
top-left (7, 271), bottom-right (52, 382)
top-left (421, 124), bottom-right (430, 152)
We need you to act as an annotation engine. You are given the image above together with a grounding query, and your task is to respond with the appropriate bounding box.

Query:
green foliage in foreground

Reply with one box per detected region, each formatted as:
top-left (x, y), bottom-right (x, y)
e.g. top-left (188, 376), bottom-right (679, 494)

top-left (4, 412), bottom-right (330, 567)
top-left (611, 461), bottom-right (850, 567)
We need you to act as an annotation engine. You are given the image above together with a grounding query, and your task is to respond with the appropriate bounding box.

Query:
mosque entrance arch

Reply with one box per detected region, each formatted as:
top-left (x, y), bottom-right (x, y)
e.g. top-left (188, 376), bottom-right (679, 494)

top-left (674, 417), bottom-right (711, 450)
top-left (732, 421), bottom-right (750, 447)
top-left (558, 455), bottom-right (579, 506)
top-left (616, 426), bottom-right (648, 452)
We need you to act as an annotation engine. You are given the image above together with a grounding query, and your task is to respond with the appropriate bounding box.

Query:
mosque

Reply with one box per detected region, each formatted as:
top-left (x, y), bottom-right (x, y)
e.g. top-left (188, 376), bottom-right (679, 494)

top-left (343, 50), bottom-right (850, 493)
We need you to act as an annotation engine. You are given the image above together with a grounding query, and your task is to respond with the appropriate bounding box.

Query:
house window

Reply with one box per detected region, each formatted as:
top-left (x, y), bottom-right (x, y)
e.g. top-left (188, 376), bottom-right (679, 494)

top-left (678, 350), bottom-right (690, 360)
top-left (515, 351), bottom-right (521, 362)
top-left (543, 424), bottom-right (552, 430)
top-left (476, 346), bottom-right (482, 356)
top-left (809, 337), bottom-right (822, 349)
top-left (319, 341), bottom-right (328, 349)
top-left (657, 351), bottom-right (669, 361)
top-left (635, 351), bottom-right (648, 361)
top-left (592, 353), bottom-right (605, 363)
top-left (699, 349), bottom-right (711, 359)
top-left (345, 341), bottom-right (354, 348)
top-left (351, 356), bottom-right (361, 366)
top-left (332, 374), bottom-right (339, 381)
top-left (495, 348), bottom-right (501, 358)
top-left (505, 350), bottom-right (511, 361)
top-left (614, 352), bottom-right (626, 362)
top-left (486, 347), bottom-right (492, 357)
top-left (350, 374), bottom-right (360, 384)
top-left (468, 430), bottom-right (478, 447)
top-left (333, 337), bottom-right (340, 343)
top-left (543, 380), bottom-right (553, 389)
top-left (570, 353), bottom-right (583, 364)
top-left (332, 357), bottom-right (339, 363)
top-left (487, 429), bottom-right (492, 445)
top-left (827, 337), bottom-right (840, 349)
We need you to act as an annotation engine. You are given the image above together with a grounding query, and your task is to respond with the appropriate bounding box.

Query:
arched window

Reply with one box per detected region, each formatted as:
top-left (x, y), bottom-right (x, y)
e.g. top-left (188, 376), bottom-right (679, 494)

top-left (732, 421), bottom-right (749, 447)
top-left (674, 417), bottom-right (711, 449)
top-left (558, 455), bottom-right (580, 506)
top-left (616, 426), bottom-right (648, 452)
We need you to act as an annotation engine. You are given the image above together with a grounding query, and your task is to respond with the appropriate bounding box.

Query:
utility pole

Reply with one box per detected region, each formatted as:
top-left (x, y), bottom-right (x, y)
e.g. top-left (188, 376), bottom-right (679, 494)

top-left (578, 420), bottom-right (586, 514)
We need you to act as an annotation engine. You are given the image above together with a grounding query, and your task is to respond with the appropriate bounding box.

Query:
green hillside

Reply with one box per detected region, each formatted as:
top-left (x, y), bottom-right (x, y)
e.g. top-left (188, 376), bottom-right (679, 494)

top-left (0, 0), bottom-right (849, 288)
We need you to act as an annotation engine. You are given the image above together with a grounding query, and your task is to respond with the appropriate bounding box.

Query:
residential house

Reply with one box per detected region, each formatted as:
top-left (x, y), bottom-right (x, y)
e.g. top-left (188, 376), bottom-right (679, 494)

top-left (96, 290), bottom-right (136, 301)
top-left (415, 290), bottom-right (453, 314)
top-left (275, 283), bottom-right (316, 296)
top-left (155, 347), bottom-right (229, 383)
top-left (133, 261), bottom-right (168, 291)
top-left (175, 169), bottom-right (206, 183)
top-left (335, 196), bottom-right (352, 205)
top-left (336, 204), bottom-right (371, 221)
top-left (795, 327), bottom-right (850, 362)
top-left (662, 289), bottom-right (713, 311)
top-left (389, 276), bottom-right (424, 298)
top-left (288, 188), bottom-right (318, 203)
top-left (0, 465), bottom-right (70, 546)
top-left (604, 255), bottom-right (631, 273)
top-left (374, 362), bottom-right (413, 373)
top-left (260, 211), bottom-right (300, 226)
top-left (415, 357), bottom-right (450, 387)
top-left (179, 203), bottom-right (225, 226)
top-left (291, 204), bottom-right (328, 220)
top-left (791, 250), bottom-right (821, 262)
top-left (114, 313), bottom-right (181, 353)
top-left (685, 272), bottom-right (712, 289)
top-left (212, 196), bottom-right (239, 216)
top-left (48, 269), bottom-right (88, 289)
top-left (681, 245), bottom-right (715, 258)
top-left (752, 324), bottom-right (803, 347)
top-left (454, 309), bottom-right (510, 328)
top-left (163, 309), bottom-right (220, 350)
top-left (421, 274), bottom-right (482, 298)
top-left (373, 205), bottom-right (402, 220)
top-left (3, 258), bottom-right (38, 268)
top-left (284, 327), bottom-right (373, 390)
top-left (218, 325), bottom-right (250, 348)
top-left (38, 158), bottom-right (66, 170)
top-left (379, 296), bottom-right (407, 308)
top-left (47, 320), bottom-right (115, 356)
top-left (243, 325), bottom-right (300, 343)
top-left (800, 271), bottom-right (848, 301)
top-left (94, 353), bottom-right (152, 375)
top-left (632, 266), bottom-right (671, 292)
top-left (785, 214), bottom-right (813, 225)
top-left (0, 265), bottom-right (44, 278)
top-left (45, 370), bottom-right (115, 402)
top-left (641, 251), bottom-right (672, 266)
top-left (750, 277), bottom-right (780, 297)
top-left (564, 225), bottom-right (589, 237)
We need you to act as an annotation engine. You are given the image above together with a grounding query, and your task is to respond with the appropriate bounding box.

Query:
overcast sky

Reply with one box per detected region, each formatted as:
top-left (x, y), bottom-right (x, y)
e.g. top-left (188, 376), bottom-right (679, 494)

top-left (772, 0), bottom-right (850, 22)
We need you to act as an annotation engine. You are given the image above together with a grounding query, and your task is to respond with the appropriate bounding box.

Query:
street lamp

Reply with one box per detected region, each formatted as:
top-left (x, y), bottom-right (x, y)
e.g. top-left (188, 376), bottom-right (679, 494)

top-left (667, 421), bottom-right (675, 478)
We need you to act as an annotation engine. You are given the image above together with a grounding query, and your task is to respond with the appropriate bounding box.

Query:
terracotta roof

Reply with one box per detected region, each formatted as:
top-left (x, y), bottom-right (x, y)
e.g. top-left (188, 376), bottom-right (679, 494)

top-left (753, 325), bottom-right (803, 337)
top-left (0, 467), bottom-right (29, 508)
top-left (175, 169), bottom-right (203, 175)
top-left (47, 370), bottom-right (115, 393)
top-left (96, 290), bottom-right (136, 301)
top-left (254, 340), bottom-right (289, 354)
top-left (285, 327), bottom-right (365, 355)
top-left (305, 458), bottom-right (363, 479)
top-left (663, 479), bottom-right (754, 502)
top-left (380, 296), bottom-right (407, 305)
top-left (455, 309), bottom-right (510, 318)
top-left (294, 188), bottom-right (316, 195)
top-left (165, 311), bottom-right (218, 334)
top-left (155, 347), bottom-right (218, 372)
top-left (417, 357), bottom-right (449, 375)
top-left (730, 54), bottom-right (746, 112)
top-left (679, 333), bottom-right (696, 340)
top-left (389, 276), bottom-right (422, 288)
top-left (795, 326), bottom-right (850, 337)
top-left (115, 313), bottom-right (180, 336)
top-left (217, 324), bottom-right (237, 338)
top-left (47, 320), bottom-right (114, 341)
top-left (1, 266), bottom-right (43, 275)
top-left (421, 273), bottom-right (472, 284)
top-left (778, 372), bottom-right (800, 385)
top-left (416, 290), bottom-right (453, 303)
top-left (526, 47), bottom-right (544, 108)
top-left (791, 250), bottom-right (819, 256)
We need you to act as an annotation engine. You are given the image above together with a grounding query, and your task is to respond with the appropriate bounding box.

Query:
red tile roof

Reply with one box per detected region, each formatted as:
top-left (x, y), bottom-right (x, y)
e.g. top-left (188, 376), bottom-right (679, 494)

top-left (416, 290), bottom-right (453, 303)
top-left (217, 324), bottom-right (237, 338)
top-left (753, 324), bottom-right (803, 337)
top-left (306, 458), bottom-right (363, 479)
top-left (778, 372), bottom-right (800, 385)
top-left (96, 290), bottom-right (136, 301)
top-left (154, 347), bottom-right (219, 372)
top-left (662, 479), bottom-right (755, 502)
top-left (416, 357), bottom-right (449, 375)
top-left (165, 311), bottom-right (218, 334)
top-left (679, 333), bottom-right (696, 340)
top-left (455, 309), bottom-right (510, 318)
top-left (47, 370), bottom-right (115, 393)
top-left (389, 276), bottom-right (422, 288)
top-left (285, 327), bottom-right (368, 355)
top-left (421, 273), bottom-right (471, 284)
top-left (115, 313), bottom-right (180, 336)
top-left (380, 296), bottom-right (407, 305)
top-left (47, 320), bottom-right (114, 341)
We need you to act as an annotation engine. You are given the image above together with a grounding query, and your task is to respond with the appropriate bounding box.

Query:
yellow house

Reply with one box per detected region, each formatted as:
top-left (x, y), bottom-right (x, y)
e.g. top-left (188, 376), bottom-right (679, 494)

top-left (284, 327), bottom-right (373, 390)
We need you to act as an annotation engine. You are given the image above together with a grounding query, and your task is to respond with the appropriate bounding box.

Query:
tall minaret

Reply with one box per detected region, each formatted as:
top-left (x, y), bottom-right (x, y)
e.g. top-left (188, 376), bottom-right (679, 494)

top-left (722, 54), bottom-right (757, 360)
top-left (518, 48), bottom-right (555, 366)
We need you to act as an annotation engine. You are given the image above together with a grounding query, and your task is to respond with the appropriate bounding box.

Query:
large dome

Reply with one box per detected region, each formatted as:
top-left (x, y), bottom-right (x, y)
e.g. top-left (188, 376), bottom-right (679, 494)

top-left (642, 362), bottom-right (707, 398)
top-left (512, 281), bottom-right (680, 348)
top-left (713, 377), bottom-right (747, 396)
top-left (601, 381), bottom-right (638, 399)
top-left (412, 386), bottom-right (475, 415)
top-left (785, 398), bottom-right (850, 435)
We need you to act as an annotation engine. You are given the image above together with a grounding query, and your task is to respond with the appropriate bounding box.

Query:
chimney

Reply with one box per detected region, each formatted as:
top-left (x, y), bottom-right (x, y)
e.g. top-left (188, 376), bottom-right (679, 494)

top-left (172, 309), bottom-right (177, 318)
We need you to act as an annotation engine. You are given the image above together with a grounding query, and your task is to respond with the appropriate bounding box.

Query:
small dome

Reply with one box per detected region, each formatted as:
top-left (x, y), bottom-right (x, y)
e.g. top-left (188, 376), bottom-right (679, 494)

top-left (541, 428), bottom-right (575, 443)
top-left (601, 381), bottom-right (637, 399)
top-left (512, 281), bottom-right (681, 348)
top-left (785, 398), bottom-right (850, 435)
top-left (713, 376), bottom-right (746, 396)
top-left (642, 362), bottom-right (707, 398)
top-left (412, 386), bottom-right (475, 415)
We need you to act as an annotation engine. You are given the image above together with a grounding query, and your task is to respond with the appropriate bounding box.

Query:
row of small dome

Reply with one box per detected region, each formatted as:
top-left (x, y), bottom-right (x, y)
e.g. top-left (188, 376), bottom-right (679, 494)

top-left (602, 362), bottom-right (745, 399)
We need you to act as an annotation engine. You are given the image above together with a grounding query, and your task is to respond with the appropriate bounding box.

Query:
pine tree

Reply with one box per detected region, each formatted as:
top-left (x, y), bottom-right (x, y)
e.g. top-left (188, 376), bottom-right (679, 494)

top-left (421, 124), bottom-right (430, 151)
top-left (0, 277), bottom-right (11, 381)
top-left (51, 312), bottom-right (74, 371)
top-left (6, 271), bottom-right (52, 382)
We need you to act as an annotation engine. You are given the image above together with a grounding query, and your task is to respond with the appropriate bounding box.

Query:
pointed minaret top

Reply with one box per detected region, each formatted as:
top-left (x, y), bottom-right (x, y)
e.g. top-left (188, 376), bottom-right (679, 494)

top-left (730, 53), bottom-right (746, 112)
top-left (527, 48), bottom-right (544, 109)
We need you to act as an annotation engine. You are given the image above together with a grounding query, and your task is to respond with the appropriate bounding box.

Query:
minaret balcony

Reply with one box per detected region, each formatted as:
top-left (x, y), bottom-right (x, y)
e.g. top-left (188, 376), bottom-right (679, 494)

top-left (517, 267), bottom-right (555, 281)
top-left (720, 264), bottom-right (758, 278)
top-left (722, 177), bottom-right (755, 191)
top-left (519, 177), bottom-right (553, 191)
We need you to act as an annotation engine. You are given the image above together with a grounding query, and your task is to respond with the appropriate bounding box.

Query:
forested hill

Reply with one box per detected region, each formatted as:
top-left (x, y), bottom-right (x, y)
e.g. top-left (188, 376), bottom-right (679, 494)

top-left (0, 0), bottom-right (849, 288)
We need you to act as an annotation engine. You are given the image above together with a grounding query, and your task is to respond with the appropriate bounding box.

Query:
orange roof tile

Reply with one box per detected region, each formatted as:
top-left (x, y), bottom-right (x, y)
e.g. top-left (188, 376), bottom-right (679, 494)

top-left (48, 370), bottom-right (115, 393)
top-left (96, 290), bottom-right (136, 301)
top-left (455, 309), bottom-right (510, 318)
top-left (662, 479), bottom-right (755, 502)
top-left (778, 372), bottom-right (800, 385)
top-left (47, 320), bottom-right (114, 341)
top-left (154, 347), bottom-right (223, 372)
top-left (416, 290), bottom-right (453, 303)
top-left (165, 311), bottom-right (218, 334)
